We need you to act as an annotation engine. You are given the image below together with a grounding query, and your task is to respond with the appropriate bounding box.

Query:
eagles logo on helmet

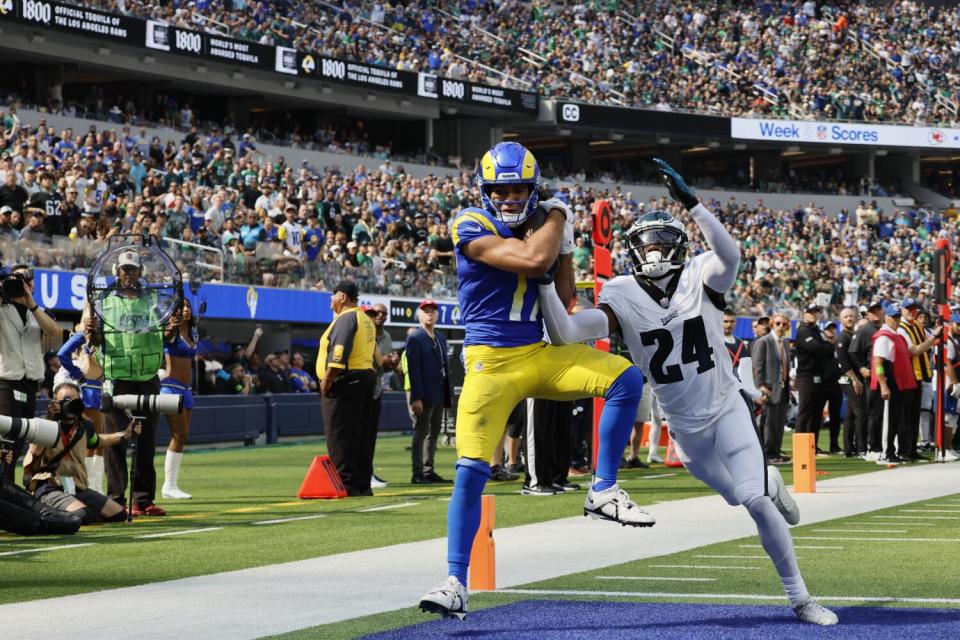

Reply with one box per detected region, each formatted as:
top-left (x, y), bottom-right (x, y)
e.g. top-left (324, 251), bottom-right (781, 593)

top-left (626, 211), bottom-right (689, 279)
top-left (477, 141), bottom-right (541, 228)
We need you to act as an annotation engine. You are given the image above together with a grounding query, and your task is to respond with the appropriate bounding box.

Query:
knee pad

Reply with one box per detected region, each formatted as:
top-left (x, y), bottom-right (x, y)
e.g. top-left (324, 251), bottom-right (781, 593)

top-left (734, 480), bottom-right (765, 508)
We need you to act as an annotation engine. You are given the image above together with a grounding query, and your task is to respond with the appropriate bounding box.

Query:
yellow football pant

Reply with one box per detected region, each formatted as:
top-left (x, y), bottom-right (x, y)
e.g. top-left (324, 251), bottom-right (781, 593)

top-left (455, 342), bottom-right (633, 462)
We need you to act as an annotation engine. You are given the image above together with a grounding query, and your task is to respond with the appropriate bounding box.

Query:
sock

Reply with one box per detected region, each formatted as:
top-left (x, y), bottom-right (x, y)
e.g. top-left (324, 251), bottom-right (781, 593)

top-left (84, 457), bottom-right (97, 489)
top-left (164, 450), bottom-right (183, 488)
top-left (594, 367), bottom-right (644, 491)
top-left (92, 456), bottom-right (104, 492)
top-left (447, 458), bottom-right (491, 585)
top-left (745, 495), bottom-right (809, 606)
top-left (648, 421), bottom-right (663, 460)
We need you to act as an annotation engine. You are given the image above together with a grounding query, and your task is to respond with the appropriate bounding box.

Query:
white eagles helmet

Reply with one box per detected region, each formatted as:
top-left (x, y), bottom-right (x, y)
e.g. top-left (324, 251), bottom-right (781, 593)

top-left (626, 211), bottom-right (688, 279)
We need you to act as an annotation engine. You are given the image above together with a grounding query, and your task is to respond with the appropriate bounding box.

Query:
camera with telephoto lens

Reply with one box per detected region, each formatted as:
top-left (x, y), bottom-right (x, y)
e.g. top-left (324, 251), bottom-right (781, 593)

top-left (0, 270), bottom-right (26, 301)
top-left (57, 398), bottom-right (86, 422)
top-left (0, 415), bottom-right (59, 448)
top-left (100, 393), bottom-right (183, 415)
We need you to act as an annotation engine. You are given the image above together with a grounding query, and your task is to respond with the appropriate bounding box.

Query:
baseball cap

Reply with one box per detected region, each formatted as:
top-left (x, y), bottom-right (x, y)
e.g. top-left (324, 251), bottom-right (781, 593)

top-left (117, 250), bottom-right (141, 268)
top-left (333, 280), bottom-right (359, 299)
top-left (0, 206), bottom-right (12, 215)
top-left (360, 304), bottom-right (375, 315)
top-left (866, 299), bottom-right (884, 311)
top-left (419, 299), bottom-right (438, 310)
top-left (901, 297), bottom-right (919, 309)
top-left (882, 301), bottom-right (901, 317)
top-left (804, 303), bottom-right (821, 313)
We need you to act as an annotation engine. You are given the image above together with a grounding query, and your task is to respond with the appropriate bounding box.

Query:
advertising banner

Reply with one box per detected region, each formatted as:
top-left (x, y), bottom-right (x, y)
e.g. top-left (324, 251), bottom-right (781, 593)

top-left (731, 117), bottom-right (960, 149)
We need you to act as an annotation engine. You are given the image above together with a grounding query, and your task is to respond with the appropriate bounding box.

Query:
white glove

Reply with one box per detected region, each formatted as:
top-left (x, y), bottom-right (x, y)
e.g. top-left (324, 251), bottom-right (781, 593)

top-left (538, 198), bottom-right (575, 254)
top-left (950, 383), bottom-right (960, 399)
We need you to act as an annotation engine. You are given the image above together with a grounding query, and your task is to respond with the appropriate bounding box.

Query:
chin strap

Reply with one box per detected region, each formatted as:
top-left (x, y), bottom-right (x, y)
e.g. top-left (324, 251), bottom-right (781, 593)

top-left (633, 269), bottom-right (683, 309)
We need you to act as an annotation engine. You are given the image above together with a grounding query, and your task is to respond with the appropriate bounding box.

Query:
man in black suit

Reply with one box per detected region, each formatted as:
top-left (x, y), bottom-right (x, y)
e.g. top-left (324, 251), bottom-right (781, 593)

top-left (405, 300), bottom-right (452, 484)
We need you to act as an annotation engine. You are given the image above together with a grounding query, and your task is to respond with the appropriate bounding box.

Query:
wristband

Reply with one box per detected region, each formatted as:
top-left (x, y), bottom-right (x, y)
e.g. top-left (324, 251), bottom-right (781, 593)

top-left (29, 304), bottom-right (38, 312)
top-left (875, 365), bottom-right (884, 376)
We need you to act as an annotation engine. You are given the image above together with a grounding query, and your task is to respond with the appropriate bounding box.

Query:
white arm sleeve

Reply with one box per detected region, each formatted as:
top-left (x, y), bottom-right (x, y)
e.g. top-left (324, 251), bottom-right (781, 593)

top-left (690, 203), bottom-right (740, 293)
top-left (738, 356), bottom-right (762, 400)
top-left (538, 283), bottom-right (610, 345)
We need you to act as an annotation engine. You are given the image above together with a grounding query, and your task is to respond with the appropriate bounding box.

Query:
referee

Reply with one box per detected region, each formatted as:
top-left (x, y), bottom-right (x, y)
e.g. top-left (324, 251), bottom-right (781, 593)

top-left (317, 280), bottom-right (377, 497)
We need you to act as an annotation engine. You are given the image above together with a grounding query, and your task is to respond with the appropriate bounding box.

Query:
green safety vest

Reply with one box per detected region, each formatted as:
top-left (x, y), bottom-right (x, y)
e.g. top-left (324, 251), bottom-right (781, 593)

top-left (100, 293), bottom-right (164, 382)
top-left (401, 350), bottom-right (410, 392)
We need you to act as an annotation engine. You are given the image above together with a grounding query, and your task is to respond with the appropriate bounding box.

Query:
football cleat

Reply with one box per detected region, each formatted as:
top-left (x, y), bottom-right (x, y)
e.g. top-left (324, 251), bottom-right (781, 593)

top-left (647, 454), bottom-right (664, 464)
top-left (161, 485), bottom-right (192, 500)
top-left (793, 600), bottom-right (839, 625)
top-left (936, 449), bottom-right (960, 463)
top-left (584, 484), bottom-right (655, 527)
top-left (370, 474), bottom-right (388, 489)
top-left (419, 576), bottom-right (468, 620)
top-left (767, 465), bottom-right (800, 525)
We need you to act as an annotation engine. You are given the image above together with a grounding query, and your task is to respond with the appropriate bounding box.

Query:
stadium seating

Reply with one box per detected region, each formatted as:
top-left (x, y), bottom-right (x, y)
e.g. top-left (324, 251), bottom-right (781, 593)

top-left (77, 0), bottom-right (960, 126)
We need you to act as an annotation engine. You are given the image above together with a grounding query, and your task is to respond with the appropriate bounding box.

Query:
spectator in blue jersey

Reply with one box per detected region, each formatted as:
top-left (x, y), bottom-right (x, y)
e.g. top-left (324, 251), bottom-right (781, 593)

top-left (288, 352), bottom-right (317, 393)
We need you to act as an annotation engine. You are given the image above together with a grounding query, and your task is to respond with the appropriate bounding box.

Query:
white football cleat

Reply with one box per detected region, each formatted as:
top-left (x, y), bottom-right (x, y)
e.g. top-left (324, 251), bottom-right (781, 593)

top-left (647, 454), bottom-right (664, 464)
top-left (370, 474), bottom-right (388, 489)
top-left (419, 576), bottom-right (468, 620)
top-left (161, 485), bottom-right (192, 500)
top-left (584, 484), bottom-right (655, 527)
top-left (767, 465), bottom-right (799, 525)
top-left (793, 600), bottom-right (839, 625)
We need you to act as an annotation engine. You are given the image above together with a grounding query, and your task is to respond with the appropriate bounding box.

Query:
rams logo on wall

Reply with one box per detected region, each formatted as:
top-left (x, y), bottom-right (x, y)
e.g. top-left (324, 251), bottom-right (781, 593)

top-left (301, 55), bottom-right (316, 74)
top-left (246, 287), bottom-right (259, 319)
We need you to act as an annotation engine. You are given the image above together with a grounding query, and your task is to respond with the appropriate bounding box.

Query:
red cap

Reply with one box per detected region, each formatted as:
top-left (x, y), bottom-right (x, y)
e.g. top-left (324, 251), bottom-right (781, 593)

top-left (419, 299), bottom-right (438, 310)
top-left (360, 304), bottom-right (375, 314)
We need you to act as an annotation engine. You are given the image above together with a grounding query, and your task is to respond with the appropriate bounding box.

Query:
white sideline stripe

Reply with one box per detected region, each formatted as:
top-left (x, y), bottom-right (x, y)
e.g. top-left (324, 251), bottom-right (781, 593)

top-left (795, 536), bottom-right (959, 543)
top-left (253, 515), bottom-right (327, 526)
top-left (640, 473), bottom-right (677, 480)
top-left (900, 509), bottom-right (960, 513)
top-left (875, 515), bottom-right (960, 520)
top-left (740, 544), bottom-right (843, 550)
top-left (0, 543), bottom-right (95, 557)
top-left (848, 521), bottom-right (935, 526)
top-left (811, 529), bottom-right (906, 533)
top-left (359, 502), bottom-right (418, 513)
top-left (649, 564), bottom-right (761, 570)
top-left (693, 555), bottom-right (768, 560)
top-left (494, 588), bottom-right (960, 605)
top-left (135, 527), bottom-right (223, 539)
top-left (596, 576), bottom-right (717, 583)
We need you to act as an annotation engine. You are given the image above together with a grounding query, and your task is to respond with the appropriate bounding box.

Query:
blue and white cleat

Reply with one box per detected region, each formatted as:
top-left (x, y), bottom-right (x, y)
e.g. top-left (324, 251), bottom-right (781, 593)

top-left (419, 576), bottom-right (468, 620)
top-left (584, 484), bottom-right (655, 527)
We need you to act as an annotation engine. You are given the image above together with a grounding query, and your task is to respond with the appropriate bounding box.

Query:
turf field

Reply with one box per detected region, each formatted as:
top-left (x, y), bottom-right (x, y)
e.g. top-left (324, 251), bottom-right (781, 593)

top-left (274, 492), bottom-right (960, 639)
top-left (2, 432), bottom-right (956, 640)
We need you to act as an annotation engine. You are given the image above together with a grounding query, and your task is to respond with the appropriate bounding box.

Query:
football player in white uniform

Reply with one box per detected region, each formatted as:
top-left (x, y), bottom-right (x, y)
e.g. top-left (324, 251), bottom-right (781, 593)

top-left (538, 158), bottom-right (838, 626)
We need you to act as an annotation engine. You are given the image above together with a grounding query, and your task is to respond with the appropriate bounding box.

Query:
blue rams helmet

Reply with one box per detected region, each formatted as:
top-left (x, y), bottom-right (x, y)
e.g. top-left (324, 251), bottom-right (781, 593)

top-left (626, 211), bottom-right (688, 279)
top-left (477, 142), bottom-right (541, 228)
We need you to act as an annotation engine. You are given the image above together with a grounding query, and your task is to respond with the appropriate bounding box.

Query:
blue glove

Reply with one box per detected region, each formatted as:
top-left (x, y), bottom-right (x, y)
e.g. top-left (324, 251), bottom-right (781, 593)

top-left (653, 157), bottom-right (699, 210)
top-left (537, 257), bottom-right (560, 285)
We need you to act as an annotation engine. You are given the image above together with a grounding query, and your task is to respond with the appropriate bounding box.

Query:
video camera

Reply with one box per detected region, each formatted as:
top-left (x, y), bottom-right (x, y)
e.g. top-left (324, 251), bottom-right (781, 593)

top-left (100, 393), bottom-right (183, 416)
top-left (0, 415), bottom-right (59, 448)
top-left (0, 270), bottom-right (27, 302)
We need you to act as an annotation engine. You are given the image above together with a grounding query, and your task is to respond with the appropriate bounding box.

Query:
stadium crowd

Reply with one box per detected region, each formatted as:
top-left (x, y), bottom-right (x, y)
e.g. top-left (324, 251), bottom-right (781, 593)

top-left (69, 0), bottom-right (960, 126)
top-left (1, 110), bottom-right (957, 320)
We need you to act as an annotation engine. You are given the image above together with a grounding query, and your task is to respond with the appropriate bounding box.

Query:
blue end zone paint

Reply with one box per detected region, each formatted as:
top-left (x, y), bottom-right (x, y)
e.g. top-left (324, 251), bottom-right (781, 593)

top-left (363, 601), bottom-right (960, 639)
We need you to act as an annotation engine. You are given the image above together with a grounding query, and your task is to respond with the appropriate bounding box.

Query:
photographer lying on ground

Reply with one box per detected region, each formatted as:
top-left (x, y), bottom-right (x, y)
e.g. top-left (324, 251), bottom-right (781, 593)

top-left (22, 381), bottom-right (139, 524)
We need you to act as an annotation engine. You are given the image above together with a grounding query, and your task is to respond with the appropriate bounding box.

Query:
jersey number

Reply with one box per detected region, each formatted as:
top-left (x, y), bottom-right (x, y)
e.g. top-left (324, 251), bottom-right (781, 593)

top-left (640, 317), bottom-right (715, 384)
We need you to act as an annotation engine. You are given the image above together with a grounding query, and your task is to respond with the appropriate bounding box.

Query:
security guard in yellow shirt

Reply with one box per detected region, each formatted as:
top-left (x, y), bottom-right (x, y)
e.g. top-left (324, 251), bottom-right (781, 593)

top-left (317, 280), bottom-right (378, 496)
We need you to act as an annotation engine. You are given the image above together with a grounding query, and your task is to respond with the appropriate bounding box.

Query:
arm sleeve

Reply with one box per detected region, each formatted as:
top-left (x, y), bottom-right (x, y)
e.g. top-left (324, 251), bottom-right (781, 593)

top-left (405, 334), bottom-right (424, 402)
top-left (690, 203), bottom-right (740, 293)
top-left (85, 419), bottom-right (99, 449)
top-left (738, 356), bottom-right (763, 400)
top-left (56, 333), bottom-right (86, 381)
top-left (538, 283), bottom-right (610, 345)
top-left (325, 313), bottom-right (357, 370)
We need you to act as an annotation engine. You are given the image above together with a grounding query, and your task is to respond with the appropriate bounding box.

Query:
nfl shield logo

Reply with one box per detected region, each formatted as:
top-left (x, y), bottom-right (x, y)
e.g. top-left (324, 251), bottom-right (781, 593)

top-left (928, 129), bottom-right (945, 145)
top-left (816, 125), bottom-right (828, 140)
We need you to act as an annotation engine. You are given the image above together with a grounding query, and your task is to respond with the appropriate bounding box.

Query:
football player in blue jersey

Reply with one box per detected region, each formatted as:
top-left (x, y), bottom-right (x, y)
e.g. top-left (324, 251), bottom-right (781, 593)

top-left (418, 142), bottom-right (652, 620)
